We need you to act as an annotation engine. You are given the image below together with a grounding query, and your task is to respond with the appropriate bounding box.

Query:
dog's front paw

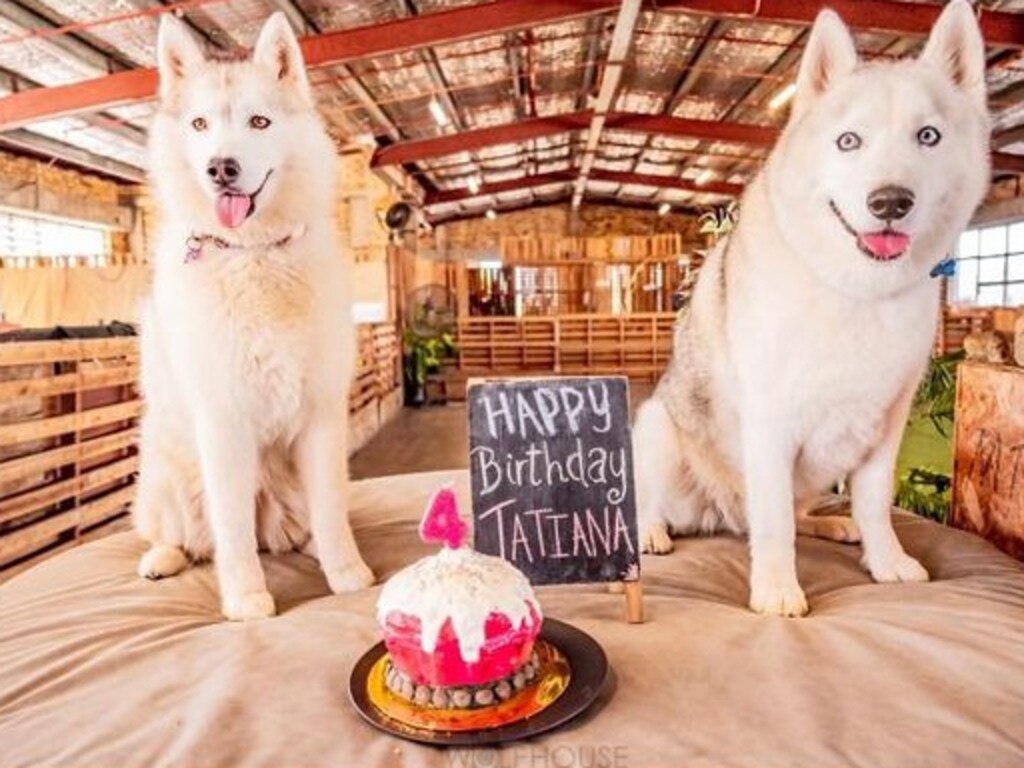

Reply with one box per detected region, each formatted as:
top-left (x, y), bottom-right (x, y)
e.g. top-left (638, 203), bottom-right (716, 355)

top-left (138, 544), bottom-right (188, 580)
top-left (640, 523), bottom-right (674, 555)
top-left (222, 590), bottom-right (276, 621)
top-left (325, 561), bottom-right (375, 593)
top-left (749, 576), bottom-right (808, 617)
top-left (865, 550), bottom-right (929, 583)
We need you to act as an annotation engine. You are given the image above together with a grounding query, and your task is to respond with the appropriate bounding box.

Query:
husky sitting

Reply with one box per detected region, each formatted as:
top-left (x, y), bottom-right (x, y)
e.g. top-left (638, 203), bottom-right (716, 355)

top-left (134, 14), bottom-right (373, 620)
top-left (634, 0), bottom-right (990, 616)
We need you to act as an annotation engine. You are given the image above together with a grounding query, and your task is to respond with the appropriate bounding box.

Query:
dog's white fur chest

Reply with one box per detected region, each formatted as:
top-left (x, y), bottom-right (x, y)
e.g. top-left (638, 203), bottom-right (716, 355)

top-left (154, 245), bottom-right (317, 444)
top-left (721, 188), bottom-right (939, 489)
top-left (790, 295), bottom-right (936, 487)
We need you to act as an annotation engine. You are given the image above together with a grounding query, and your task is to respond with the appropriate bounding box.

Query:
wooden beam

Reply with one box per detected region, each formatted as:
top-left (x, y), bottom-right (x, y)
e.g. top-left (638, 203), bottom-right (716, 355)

top-left (299, 0), bottom-right (615, 65)
top-left (995, 151), bottom-right (1024, 174)
top-left (426, 167), bottom-right (743, 207)
top-left (0, 129), bottom-right (144, 185)
top-left (603, 111), bottom-right (777, 147)
top-left (654, 0), bottom-right (1024, 46)
top-left (590, 168), bottom-right (743, 196)
top-left (372, 112), bottom-right (593, 168)
top-left (426, 169), bottom-right (577, 205)
top-left (374, 109), bottom-right (778, 168)
top-left (378, 109), bottom-right (1024, 174)
top-left (427, 191), bottom-right (701, 225)
top-left (995, 124), bottom-right (1024, 149)
top-left (0, 68), bottom-right (157, 131)
top-left (573, 0), bottom-right (643, 206)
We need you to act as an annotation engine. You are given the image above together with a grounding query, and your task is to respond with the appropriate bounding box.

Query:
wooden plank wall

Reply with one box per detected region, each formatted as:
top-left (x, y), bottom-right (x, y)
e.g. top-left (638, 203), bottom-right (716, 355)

top-left (936, 306), bottom-right (995, 355)
top-left (499, 233), bottom-right (686, 263)
top-left (0, 323), bottom-right (401, 581)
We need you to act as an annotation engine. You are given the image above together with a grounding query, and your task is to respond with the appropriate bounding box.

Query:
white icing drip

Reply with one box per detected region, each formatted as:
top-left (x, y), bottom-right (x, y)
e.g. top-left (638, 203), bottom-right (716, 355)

top-left (377, 547), bottom-right (541, 663)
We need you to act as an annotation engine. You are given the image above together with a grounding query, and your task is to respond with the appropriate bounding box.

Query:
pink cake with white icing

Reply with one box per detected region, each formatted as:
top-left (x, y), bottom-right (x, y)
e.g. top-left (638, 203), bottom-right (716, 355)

top-left (376, 488), bottom-right (543, 708)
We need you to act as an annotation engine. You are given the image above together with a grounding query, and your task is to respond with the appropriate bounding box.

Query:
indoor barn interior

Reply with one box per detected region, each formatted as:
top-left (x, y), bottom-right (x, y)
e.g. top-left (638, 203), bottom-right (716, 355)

top-left (1, 1), bottom-right (1023, 766)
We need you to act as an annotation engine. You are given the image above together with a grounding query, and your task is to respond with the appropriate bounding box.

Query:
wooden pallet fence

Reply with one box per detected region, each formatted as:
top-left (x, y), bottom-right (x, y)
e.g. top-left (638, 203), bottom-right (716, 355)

top-left (0, 337), bottom-right (139, 578)
top-left (455, 304), bottom-right (998, 383)
top-left (0, 323), bottom-right (402, 579)
top-left (350, 323), bottom-right (401, 413)
top-left (935, 305), bottom-right (995, 355)
top-left (455, 313), bottom-right (676, 382)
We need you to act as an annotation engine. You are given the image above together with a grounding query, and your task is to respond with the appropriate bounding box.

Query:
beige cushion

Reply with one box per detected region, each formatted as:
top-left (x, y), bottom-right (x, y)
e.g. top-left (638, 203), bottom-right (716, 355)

top-left (1, 469), bottom-right (1023, 767)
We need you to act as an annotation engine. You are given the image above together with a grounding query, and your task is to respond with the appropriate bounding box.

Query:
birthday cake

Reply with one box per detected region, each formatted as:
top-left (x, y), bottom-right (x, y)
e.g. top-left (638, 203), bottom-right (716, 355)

top-left (376, 488), bottom-right (543, 711)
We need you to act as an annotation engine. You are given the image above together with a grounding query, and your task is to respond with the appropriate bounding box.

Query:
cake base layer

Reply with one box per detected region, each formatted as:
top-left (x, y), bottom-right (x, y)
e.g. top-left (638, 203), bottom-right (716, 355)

top-left (385, 651), bottom-right (540, 709)
top-left (366, 639), bottom-right (571, 732)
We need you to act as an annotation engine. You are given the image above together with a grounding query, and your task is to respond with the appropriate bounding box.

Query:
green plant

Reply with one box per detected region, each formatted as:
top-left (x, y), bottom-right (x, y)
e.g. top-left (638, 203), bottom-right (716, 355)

top-left (403, 330), bottom-right (456, 386)
top-left (895, 467), bottom-right (952, 524)
top-left (912, 349), bottom-right (964, 437)
top-left (895, 350), bottom-right (964, 522)
top-left (698, 201), bottom-right (738, 241)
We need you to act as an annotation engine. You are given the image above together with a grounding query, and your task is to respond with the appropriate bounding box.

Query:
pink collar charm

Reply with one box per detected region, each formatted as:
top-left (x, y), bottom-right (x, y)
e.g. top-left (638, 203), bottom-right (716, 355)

top-left (419, 486), bottom-right (468, 550)
top-left (183, 225), bottom-right (307, 265)
top-left (184, 235), bottom-right (208, 264)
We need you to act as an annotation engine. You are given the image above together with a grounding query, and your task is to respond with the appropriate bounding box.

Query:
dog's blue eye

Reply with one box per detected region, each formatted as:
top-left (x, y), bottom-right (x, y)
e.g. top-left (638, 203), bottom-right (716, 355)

top-left (917, 126), bottom-right (941, 147)
top-left (836, 131), bottom-right (861, 151)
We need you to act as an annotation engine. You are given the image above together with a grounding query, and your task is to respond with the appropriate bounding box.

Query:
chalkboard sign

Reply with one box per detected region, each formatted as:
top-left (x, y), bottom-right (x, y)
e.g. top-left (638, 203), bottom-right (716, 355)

top-left (468, 376), bottom-right (640, 586)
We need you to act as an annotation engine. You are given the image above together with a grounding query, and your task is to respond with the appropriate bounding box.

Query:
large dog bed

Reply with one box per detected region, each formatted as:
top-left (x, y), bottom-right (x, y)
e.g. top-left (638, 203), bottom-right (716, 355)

top-left (1, 470), bottom-right (1022, 767)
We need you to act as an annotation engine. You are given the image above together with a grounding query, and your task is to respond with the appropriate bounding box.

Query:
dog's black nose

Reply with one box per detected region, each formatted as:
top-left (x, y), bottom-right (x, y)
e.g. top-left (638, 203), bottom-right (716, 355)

top-left (206, 157), bottom-right (240, 186)
top-left (867, 185), bottom-right (914, 222)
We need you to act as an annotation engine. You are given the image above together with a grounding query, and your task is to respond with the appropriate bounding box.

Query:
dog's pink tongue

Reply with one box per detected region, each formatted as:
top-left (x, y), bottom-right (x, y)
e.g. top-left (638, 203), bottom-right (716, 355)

top-left (215, 194), bottom-right (252, 229)
top-left (859, 231), bottom-right (910, 260)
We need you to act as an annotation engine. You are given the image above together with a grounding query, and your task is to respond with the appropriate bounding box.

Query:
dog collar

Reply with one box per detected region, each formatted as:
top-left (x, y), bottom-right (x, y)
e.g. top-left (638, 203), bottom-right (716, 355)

top-left (184, 224), bottom-right (307, 264)
top-left (930, 257), bottom-right (956, 279)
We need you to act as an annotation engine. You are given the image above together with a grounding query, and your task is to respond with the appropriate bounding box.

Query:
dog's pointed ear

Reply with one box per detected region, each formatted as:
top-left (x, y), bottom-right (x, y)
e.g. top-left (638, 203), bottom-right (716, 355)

top-left (920, 0), bottom-right (987, 107)
top-left (254, 13), bottom-right (311, 100)
top-left (793, 10), bottom-right (858, 116)
top-left (157, 14), bottom-right (203, 100)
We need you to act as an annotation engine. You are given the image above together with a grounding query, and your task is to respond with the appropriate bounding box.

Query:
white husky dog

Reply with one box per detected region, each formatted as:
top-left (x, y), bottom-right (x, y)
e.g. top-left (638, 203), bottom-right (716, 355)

top-left (634, 0), bottom-right (989, 616)
top-left (134, 13), bottom-right (373, 620)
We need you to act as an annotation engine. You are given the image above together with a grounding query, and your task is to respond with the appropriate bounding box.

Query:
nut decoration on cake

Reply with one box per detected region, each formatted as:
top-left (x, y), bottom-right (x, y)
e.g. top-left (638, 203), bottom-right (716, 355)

top-left (376, 487), bottom-right (543, 709)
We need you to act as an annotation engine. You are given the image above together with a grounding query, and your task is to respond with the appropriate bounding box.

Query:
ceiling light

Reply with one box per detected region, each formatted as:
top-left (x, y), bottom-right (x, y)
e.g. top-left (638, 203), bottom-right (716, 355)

top-left (467, 177), bottom-right (481, 195)
top-left (769, 82), bottom-right (797, 110)
top-left (694, 168), bottom-right (715, 187)
top-left (658, 202), bottom-right (671, 216)
top-left (428, 98), bottom-right (449, 128)
top-left (485, 209), bottom-right (497, 220)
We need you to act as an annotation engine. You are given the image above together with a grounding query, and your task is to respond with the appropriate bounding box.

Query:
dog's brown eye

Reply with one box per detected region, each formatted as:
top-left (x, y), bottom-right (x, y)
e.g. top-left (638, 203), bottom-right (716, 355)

top-left (191, 117), bottom-right (208, 132)
top-left (836, 131), bottom-right (861, 151)
top-left (249, 115), bottom-right (271, 130)
top-left (917, 125), bottom-right (941, 147)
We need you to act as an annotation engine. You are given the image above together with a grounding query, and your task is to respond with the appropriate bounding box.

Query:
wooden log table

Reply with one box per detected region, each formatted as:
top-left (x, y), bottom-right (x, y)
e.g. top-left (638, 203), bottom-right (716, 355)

top-left (952, 360), bottom-right (1024, 560)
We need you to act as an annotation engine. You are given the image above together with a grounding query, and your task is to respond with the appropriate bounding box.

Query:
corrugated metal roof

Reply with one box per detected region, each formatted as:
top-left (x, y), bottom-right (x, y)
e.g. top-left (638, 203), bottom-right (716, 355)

top-left (0, 0), bottom-right (1018, 218)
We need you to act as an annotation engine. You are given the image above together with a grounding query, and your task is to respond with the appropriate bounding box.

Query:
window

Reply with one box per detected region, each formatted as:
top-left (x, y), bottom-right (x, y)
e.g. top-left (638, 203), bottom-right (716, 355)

top-left (953, 220), bottom-right (1024, 306)
top-left (513, 267), bottom-right (559, 316)
top-left (0, 210), bottom-right (111, 267)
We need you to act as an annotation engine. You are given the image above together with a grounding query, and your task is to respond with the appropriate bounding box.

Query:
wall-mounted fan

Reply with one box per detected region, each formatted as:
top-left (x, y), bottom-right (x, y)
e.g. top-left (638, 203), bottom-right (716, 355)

top-left (385, 202), bottom-right (413, 232)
